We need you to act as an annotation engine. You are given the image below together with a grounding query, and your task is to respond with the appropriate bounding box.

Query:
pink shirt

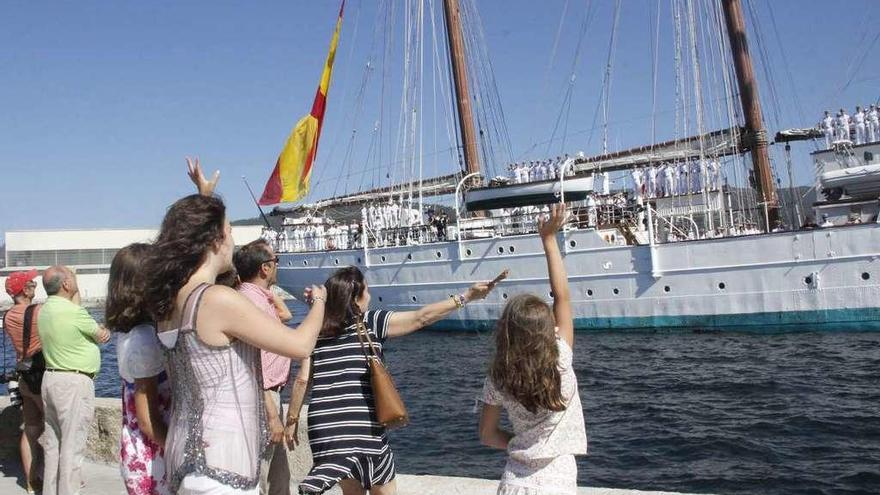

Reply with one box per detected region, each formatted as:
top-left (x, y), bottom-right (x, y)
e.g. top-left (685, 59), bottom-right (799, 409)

top-left (238, 282), bottom-right (291, 389)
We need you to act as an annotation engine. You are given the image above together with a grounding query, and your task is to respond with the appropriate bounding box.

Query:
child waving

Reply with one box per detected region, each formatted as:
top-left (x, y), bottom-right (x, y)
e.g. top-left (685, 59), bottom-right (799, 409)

top-left (479, 203), bottom-right (587, 495)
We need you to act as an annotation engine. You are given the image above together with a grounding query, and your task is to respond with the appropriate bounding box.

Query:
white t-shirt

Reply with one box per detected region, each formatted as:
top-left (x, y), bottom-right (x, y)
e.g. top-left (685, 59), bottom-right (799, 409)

top-left (482, 338), bottom-right (588, 461)
top-left (116, 323), bottom-right (165, 383)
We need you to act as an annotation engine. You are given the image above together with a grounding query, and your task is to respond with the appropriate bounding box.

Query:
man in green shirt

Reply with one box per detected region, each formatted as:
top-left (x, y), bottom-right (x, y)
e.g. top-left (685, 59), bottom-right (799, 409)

top-left (37, 265), bottom-right (109, 495)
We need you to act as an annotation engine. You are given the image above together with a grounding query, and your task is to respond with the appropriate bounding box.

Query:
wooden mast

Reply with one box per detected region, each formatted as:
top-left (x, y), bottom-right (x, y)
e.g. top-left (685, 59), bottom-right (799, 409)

top-left (442, 0), bottom-right (481, 177)
top-left (721, 0), bottom-right (778, 228)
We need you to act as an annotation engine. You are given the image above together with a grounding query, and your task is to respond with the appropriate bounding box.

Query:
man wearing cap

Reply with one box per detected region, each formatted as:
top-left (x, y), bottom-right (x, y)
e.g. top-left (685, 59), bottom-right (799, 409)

top-left (3, 269), bottom-right (45, 492)
top-left (37, 265), bottom-right (110, 495)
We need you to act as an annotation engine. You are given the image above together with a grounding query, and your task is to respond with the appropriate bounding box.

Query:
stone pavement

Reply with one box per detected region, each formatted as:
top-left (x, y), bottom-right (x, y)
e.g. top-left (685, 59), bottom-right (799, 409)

top-left (0, 460), bottom-right (696, 495)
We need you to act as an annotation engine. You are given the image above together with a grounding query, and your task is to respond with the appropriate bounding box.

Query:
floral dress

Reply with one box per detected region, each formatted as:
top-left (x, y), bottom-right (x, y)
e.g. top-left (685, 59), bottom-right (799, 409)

top-left (117, 323), bottom-right (172, 495)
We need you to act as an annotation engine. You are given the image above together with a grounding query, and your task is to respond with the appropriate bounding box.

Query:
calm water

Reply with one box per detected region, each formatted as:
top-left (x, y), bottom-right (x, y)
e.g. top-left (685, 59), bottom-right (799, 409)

top-left (2, 307), bottom-right (879, 494)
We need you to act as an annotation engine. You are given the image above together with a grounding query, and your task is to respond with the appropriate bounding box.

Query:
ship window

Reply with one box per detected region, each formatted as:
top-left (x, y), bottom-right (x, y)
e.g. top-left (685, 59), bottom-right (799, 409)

top-left (407, 253), bottom-right (413, 260)
top-left (804, 275), bottom-right (813, 286)
top-left (718, 282), bottom-right (726, 290)
top-left (502, 293), bottom-right (508, 300)
top-left (411, 296), bottom-right (417, 302)
top-left (380, 255), bottom-right (386, 262)
top-left (862, 272), bottom-right (870, 280)
top-left (586, 289), bottom-right (593, 297)
top-left (613, 288), bottom-right (620, 295)
top-left (334, 258), bottom-right (339, 265)
top-left (508, 246), bottom-right (516, 253)
top-left (497, 246), bottom-right (504, 254)
top-left (663, 285), bottom-right (670, 293)
top-left (378, 296), bottom-right (383, 303)
top-left (356, 257), bottom-right (362, 264)
top-left (465, 248), bottom-right (472, 256)
top-left (864, 151), bottom-right (874, 162)
top-left (569, 240), bottom-right (577, 248)
top-left (303, 260), bottom-right (308, 266)
top-left (436, 251), bottom-right (443, 258)
top-left (287, 261), bottom-right (292, 266)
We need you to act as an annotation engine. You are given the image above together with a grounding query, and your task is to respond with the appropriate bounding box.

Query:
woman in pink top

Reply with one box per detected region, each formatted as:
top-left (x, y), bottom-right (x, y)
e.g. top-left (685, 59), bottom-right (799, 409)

top-left (142, 160), bottom-right (327, 494)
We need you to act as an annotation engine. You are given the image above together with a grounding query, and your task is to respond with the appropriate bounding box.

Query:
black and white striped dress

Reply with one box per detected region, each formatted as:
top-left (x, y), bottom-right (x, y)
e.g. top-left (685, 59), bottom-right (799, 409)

top-left (298, 310), bottom-right (396, 494)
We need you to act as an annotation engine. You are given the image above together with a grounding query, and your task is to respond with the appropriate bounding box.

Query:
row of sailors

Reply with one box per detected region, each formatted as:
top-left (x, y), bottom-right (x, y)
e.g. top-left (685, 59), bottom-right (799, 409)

top-left (630, 160), bottom-right (722, 198)
top-left (506, 155), bottom-right (574, 183)
top-left (262, 223), bottom-right (360, 253)
top-left (820, 106), bottom-right (880, 148)
top-left (361, 201), bottom-right (422, 231)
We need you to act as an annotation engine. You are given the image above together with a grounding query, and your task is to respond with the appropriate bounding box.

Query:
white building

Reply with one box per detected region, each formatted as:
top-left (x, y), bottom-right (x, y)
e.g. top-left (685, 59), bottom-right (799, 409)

top-left (1, 225), bottom-right (264, 308)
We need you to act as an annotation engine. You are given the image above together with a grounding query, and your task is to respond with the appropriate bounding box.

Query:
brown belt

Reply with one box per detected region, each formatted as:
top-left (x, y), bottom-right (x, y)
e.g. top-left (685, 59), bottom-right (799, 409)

top-left (46, 368), bottom-right (96, 380)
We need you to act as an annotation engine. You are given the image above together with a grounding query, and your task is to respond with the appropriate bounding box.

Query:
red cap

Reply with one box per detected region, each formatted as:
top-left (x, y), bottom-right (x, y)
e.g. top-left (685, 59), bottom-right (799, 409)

top-left (5, 270), bottom-right (38, 297)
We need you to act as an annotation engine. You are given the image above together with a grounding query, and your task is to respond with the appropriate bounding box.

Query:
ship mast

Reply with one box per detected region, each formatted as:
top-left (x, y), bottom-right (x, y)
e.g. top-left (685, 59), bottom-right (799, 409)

top-left (442, 0), bottom-right (481, 177)
top-left (721, 0), bottom-right (778, 228)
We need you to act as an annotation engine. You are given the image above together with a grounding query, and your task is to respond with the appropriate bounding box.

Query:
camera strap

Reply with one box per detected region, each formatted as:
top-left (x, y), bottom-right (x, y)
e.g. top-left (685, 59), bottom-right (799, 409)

top-left (1, 311), bottom-right (9, 375)
top-left (20, 304), bottom-right (37, 362)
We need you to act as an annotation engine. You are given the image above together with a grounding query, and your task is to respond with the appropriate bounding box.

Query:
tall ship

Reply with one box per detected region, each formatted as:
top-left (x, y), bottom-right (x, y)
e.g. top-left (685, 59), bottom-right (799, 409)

top-left (263, 0), bottom-right (880, 332)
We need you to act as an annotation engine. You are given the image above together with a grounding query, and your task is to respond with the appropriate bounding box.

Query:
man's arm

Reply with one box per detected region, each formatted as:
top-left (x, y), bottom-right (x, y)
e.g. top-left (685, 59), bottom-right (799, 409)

top-left (284, 357), bottom-right (311, 449)
top-left (264, 391), bottom-right (284, 445)
top-left (76, 307), bottom-right (110, 344)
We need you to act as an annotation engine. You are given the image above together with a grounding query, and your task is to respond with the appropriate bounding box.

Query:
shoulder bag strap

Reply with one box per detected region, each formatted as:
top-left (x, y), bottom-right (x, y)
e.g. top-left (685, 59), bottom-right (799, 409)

top-left (354, 316), bottom-right (380, 360)
top-left (20, 304), bottom-right (37, 360)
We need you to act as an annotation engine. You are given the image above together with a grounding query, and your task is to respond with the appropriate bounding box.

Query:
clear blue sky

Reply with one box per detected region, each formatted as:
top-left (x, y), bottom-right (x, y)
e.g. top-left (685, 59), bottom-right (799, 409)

top-left (1, 0), bottom-right (878, 240)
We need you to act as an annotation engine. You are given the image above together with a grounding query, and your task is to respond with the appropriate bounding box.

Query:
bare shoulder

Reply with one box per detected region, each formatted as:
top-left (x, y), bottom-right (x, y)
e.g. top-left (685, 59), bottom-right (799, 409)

top-left (198, 285), bottom-right (249, 315)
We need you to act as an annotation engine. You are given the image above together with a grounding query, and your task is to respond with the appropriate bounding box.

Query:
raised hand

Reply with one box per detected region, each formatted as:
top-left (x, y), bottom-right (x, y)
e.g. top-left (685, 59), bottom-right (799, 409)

top-left (538, 202), bottom-right (568, 239)
top-left (186, 156), bottom-right (220, 197)
top-left (303, 285), bottom-right (327, 305)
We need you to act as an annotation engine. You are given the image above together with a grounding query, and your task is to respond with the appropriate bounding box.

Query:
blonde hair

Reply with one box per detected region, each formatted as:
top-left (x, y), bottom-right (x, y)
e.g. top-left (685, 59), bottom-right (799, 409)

top-left (489, 294), bottom-right (565, 414)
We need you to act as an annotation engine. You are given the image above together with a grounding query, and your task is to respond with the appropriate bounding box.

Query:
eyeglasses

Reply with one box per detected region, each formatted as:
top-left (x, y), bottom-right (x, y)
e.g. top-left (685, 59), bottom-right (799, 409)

top-left (25, 282), bottom-right (37, 289)
top-left (262, 256), bottom-right (280, 265)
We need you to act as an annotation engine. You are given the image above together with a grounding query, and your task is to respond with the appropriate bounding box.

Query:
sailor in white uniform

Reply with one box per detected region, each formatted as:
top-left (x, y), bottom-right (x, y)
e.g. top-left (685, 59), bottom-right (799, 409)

top-left (647, 165), bottom-right (658, 198)
top-left (586, 194), bottom-right (598, 227)
top-left (388, 200), bottom-right (401, 229)
top-left (690, 161), bottom-right (702, 193)
top-left (821, 110), bottom-right (835, 148)
top-left (630, 168), bottom-right (644, 199)
top-left (837, 108), bottom-right (851, 142)
top-left (315, 222), bottom-right (326, 251)
top-left (853, 106), bottom-right (867, 145)
top-left (708, 159), bottom-right (721, 190)
top-left (868, 105), bottom-right (879, 143)
top-left (662, 164), bottom-right (674, 197)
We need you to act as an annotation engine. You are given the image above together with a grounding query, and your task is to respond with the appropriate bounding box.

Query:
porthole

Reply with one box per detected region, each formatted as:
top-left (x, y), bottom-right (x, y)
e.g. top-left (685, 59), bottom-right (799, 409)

top-left (862, 272), bottom-right (870, 280)
top-left (508, 246), bottom-right (516, 253)
top-left (287, 261), bottom-right (292, 266)
top-left (380, 255), bottom-right (386, 262)
top-left (411, 296), bottom-right (417, 302)
top-left (356, 257), bottom-right (362, 264)
top-left (497, 246), bottom-right (504, 254)
top-left (407, 253), bottom-right (413, 260)
top-left (436, 251), bottom-right (442, 258)
top-left (378, 296), bottom-right (383, 303)
top-left (569, 240), bottom-right (577, 248)
top-left (613, 288), bottom-right (620, 295)
top-left (586, 289), bottom-right (593, 297)
top-left (303, 260), bottom-right (308, 266)
top-left (333, 258), bottom-right (339, 265)
top-left (465, 248), bottom-right (472, 256)
top-left (718, 282), bottom-right (726, 290)
top-left (663, 286), bottom-right (670, 293)
top-left (502, 293), bottom-right (508, 300)
top-left (804, 276), bottom-right (813, 286)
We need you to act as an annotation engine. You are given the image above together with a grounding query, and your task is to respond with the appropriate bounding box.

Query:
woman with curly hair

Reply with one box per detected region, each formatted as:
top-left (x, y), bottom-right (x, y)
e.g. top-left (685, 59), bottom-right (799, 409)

top-left (478, 203), bottom-right (587, 495)
top-left (143, 159), bottom-right (327, 495)
top-left (108, 242), bottom-right (170, 495)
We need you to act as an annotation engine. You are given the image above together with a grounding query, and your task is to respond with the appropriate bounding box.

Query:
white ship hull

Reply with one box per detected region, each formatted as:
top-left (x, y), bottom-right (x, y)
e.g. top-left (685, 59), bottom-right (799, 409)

top-left (276, 223), bottom-right (880, 332)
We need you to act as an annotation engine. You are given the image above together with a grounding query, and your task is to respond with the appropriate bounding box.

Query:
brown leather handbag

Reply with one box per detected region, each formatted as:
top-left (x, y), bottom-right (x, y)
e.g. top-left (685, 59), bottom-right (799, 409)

top-left (355, 319), bottom-right (409, 429)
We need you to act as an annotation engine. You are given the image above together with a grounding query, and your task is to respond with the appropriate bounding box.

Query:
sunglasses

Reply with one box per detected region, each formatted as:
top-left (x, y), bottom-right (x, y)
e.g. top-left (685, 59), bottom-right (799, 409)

top-left (262, 256), bottom-right (281, 265)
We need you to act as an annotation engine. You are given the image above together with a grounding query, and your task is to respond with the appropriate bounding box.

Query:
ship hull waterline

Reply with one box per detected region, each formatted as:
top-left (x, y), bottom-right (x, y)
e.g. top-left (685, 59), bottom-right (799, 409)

top-left (276, 223), bottom-right (880, 333)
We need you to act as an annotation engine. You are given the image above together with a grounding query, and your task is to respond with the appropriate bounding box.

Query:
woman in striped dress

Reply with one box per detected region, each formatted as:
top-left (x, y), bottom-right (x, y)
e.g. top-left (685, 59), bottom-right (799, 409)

top-left (297, 266), bottom-right (500, 495)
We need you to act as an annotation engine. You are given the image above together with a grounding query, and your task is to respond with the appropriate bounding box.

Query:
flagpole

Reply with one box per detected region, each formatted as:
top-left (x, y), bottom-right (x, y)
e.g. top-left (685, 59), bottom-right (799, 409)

top-left (242, 176), bottom-right (272, 228)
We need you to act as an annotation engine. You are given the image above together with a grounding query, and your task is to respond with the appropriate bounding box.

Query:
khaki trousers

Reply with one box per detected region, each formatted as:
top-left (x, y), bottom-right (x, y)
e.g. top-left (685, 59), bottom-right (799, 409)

top-left (260, 389), bottom-right (291, 495)
top-left (40, 371), bottom-right (94, 495)
top-left (19, 377), bottom-right (45, 486)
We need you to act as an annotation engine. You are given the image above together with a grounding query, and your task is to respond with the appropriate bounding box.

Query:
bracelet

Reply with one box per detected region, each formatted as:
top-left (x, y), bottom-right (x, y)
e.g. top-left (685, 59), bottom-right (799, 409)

top-left (312, 296), bottom-right (326, 303)
top-left (450, 294), bottom-right (466, 309)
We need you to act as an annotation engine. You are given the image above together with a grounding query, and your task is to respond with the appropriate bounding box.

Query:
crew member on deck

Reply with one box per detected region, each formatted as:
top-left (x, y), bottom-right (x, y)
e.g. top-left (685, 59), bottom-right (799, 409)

top-left (837, 108), bottom-right (851, 142)
top-left (821, 110), bottom-right (835, 148)
top-left (854, 106), bottom-right (867, 145)
top-left (868, 104), bottom-right (879, 143)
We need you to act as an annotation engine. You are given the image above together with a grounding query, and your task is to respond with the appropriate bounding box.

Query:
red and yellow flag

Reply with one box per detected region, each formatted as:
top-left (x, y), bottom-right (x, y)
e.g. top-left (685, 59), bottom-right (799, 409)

top-left (259, 2), bottom-right (344, 205)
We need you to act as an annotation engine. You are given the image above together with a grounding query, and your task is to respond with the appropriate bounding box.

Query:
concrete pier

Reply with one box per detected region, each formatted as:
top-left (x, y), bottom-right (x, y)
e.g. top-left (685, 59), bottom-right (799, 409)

top-left (0, 397), bottom-right (700, 494)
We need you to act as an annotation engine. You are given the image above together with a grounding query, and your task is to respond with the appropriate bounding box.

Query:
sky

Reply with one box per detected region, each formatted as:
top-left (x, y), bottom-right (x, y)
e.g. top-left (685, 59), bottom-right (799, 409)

top-left (1, 0), bottom-right (878, 241)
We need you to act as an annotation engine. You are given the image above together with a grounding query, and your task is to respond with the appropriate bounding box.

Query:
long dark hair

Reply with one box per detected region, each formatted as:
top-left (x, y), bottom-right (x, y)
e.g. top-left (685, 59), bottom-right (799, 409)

top-left (105, 243), bottom-right (152, 332)
top-left (321, 266), bottom-right (367, 337)
top-left (489, 294), bottom-right (565, 414)
top-left (144, 194), bottom-right (227, 321)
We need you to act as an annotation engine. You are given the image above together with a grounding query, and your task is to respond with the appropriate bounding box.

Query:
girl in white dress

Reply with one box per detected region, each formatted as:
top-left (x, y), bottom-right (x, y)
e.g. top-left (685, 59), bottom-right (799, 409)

top-left (479, 203), bottom-right (588, 495)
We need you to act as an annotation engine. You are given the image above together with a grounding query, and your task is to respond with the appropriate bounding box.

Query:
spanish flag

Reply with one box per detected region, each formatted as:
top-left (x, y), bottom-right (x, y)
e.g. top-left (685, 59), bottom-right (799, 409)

top-left (259, 1), bottom-right (344, 205)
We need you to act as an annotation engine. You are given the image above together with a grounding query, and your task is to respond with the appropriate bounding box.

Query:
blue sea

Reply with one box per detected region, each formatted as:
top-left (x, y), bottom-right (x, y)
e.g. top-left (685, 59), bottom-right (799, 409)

top-left (2, 306), bottom-right (879, 494)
